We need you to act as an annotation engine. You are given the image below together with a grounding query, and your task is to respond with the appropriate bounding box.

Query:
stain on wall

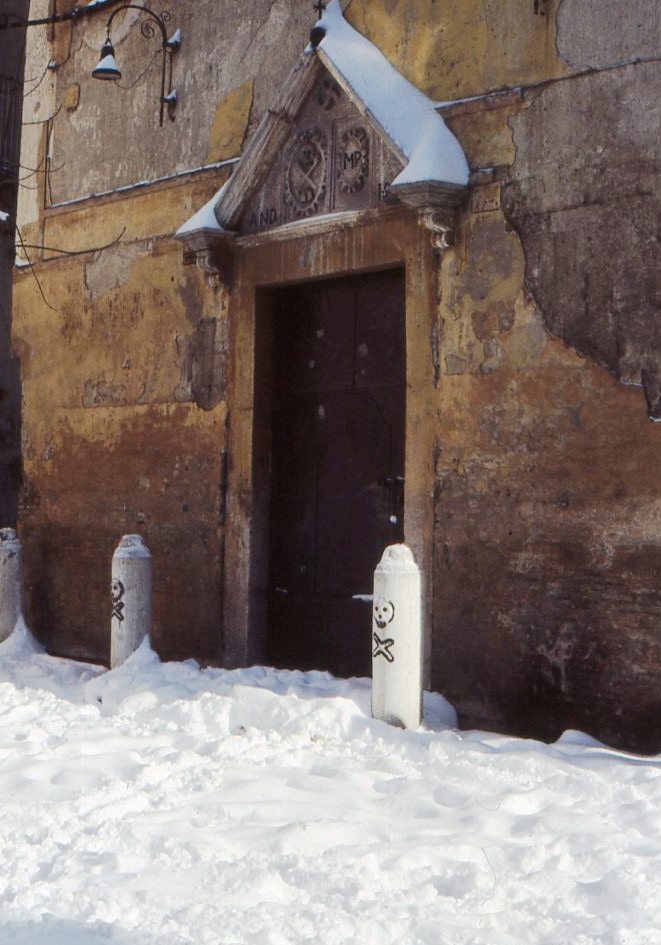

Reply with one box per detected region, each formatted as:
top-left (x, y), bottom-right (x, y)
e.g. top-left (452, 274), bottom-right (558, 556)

top-left (434, 230), bottom-right (661, 751)
top-left (13, 228), bottom-right (227, 663)
top-left (19, 402), bottom-right (226, 663)
top-left (434, 43), bottom-right (661, 749)
top-left (206, 81), bottom-right (254, 165)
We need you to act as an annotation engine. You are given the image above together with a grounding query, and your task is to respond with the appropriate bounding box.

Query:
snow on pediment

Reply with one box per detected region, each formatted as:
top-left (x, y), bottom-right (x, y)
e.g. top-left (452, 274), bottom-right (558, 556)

top-left (177, 0), bottom-right (468, 244)
top-left (314, 0), bottom-right (468, 190)
top-left (235, 68), bottom-right (406, 236)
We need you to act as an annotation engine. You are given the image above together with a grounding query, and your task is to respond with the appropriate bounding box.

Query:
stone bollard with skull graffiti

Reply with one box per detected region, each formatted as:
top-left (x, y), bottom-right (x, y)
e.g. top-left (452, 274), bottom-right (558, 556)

top-left (0, 528), bottom-right (24, 643)
top-left (110, 534), bottom-right (152, 668)
top-left (371, 543), bottom-right (423, 729)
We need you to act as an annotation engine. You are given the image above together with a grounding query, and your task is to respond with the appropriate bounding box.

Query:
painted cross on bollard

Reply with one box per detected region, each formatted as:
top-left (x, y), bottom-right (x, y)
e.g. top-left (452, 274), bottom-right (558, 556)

top-left (371, 544), bottom-right (423, 729)
top-left (372, 630), bottom-right (395, 663)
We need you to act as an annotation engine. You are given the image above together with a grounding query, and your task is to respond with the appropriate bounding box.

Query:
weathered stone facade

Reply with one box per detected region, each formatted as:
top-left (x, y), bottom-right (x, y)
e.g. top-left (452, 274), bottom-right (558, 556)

top-left (12, 0), bottom-right (661, 751)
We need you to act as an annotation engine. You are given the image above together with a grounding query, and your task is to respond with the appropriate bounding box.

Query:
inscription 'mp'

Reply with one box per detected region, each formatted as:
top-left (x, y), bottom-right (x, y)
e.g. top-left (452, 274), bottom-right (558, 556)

top-left (338, 126), bottom-right (369, 194)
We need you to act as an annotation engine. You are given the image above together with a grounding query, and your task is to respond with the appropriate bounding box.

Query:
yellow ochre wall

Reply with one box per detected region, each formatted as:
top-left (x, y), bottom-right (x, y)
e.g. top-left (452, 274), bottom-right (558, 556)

top-left (13, 0), bottom-right (661, 750)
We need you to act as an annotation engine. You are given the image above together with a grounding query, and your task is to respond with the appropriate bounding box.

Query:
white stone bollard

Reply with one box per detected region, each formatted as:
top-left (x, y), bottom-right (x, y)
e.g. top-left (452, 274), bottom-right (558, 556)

top-left (110, 534), bottom-right (152, 668)
top-left (371, 543), bottom-right (423, 729)
top-left (0, 528), bottom-right (24, 643)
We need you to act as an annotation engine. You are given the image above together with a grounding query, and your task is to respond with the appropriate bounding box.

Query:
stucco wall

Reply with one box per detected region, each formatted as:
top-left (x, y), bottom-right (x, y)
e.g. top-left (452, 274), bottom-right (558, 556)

top-left (44, 0), bottom-right (313, 205)
top-left (434, 206), bottom-right (661, 750)
top-left (13, 0), bottom-right (661, 749)
top-left (432, 0), bottom-right (661, 749)
top-left (13, 215), bottom-right (229, 662)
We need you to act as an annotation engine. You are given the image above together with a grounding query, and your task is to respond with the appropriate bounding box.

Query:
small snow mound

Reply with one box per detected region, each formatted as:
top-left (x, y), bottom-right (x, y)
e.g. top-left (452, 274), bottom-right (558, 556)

top-left (555, 729), bottom-right (606, 748)
top-left (422, 690), bottom-right (458, 730)
top-left (0, 615), bottom-right (44, 657)
top-left (83, 637), bottom-right (162, 712)
top-left (119, 635), bottom-right (160, 669)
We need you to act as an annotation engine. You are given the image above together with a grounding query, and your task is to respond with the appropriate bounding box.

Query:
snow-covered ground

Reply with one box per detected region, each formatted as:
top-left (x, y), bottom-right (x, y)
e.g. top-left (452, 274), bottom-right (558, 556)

top-left (0, 625), bottom-right (659, 945)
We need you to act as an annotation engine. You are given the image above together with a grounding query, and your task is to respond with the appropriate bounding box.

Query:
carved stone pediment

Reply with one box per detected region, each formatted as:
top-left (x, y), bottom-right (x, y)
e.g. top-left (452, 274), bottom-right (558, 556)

top-left (236, 68), bottom-right (405, 236)
top-left (176, 3), bottom-right (469, 278)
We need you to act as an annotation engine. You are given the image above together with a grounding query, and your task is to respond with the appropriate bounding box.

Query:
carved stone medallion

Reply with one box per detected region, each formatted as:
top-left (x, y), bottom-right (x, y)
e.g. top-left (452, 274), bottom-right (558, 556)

top-left (337, 126), bottom-right (370, 194)
top-left (284, 128), bottom-right (328, 218)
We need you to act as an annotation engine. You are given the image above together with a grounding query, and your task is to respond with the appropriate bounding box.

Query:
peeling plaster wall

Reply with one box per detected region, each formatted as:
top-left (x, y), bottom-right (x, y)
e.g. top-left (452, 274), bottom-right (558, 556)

top-left (502, 61), bottom-right (661, 414)
top-left (434, 203), bottom-right (661, 750)
top-left (13, 234), bottom-right (229, 662)
top-left (434, 0), bottom-right (661, 750)
top-left (348, 0), bottom-right (568, 100)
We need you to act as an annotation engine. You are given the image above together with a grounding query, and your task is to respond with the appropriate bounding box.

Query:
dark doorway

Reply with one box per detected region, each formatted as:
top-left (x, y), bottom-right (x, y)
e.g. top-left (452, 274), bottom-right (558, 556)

top-left (265, 269), bottom-right (406, 677)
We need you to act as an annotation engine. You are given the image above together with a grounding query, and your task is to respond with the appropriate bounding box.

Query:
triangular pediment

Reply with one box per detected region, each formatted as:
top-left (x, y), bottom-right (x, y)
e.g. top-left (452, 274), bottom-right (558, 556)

top-left (177, 1), bottom-right (468, 250)
top-left (236, 60), bottom-right (406, 236)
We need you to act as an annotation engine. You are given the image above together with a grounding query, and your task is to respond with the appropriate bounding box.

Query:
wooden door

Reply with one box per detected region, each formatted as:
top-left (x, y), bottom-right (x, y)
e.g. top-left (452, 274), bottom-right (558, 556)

top-left (266, 269), bottom-right (405, 677)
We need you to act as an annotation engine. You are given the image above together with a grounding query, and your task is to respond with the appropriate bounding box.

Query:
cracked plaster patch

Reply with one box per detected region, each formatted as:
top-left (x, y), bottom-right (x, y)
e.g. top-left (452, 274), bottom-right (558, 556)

top-left (85, 243), bottom-right (145, 301)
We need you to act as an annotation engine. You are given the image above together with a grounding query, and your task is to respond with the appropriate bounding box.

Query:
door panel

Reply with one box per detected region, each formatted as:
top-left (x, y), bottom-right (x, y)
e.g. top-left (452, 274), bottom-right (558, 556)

top-left (266, 269), bottom-right (405, 677)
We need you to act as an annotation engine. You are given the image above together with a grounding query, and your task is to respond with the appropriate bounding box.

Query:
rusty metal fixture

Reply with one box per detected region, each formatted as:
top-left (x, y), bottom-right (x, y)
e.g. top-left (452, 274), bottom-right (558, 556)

top-left (0, 2), bottom-right (113, 31)
top-left (92, 4), bottom-right (181, 126)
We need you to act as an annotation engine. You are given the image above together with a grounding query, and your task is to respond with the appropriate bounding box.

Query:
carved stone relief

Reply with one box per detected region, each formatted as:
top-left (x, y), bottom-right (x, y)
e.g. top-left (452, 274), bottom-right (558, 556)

top-left (337, 126), bottom-right (369, 195)
top-left (237, 68), bottom-right (404, 235)
top-left (283, 128), bottom-right (329, 218)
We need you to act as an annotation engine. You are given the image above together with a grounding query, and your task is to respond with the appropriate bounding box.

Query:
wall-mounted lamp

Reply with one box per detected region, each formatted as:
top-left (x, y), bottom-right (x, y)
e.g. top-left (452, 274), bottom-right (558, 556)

top-left (92, 4), bottom-right (181, 126)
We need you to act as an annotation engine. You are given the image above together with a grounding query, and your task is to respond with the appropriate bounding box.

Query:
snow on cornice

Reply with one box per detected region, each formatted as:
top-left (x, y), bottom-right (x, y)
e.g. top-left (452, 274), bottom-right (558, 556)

top-left (313, 0), bottom-right (469, 188)
top-left (176, 183), bottom-right (229, 237)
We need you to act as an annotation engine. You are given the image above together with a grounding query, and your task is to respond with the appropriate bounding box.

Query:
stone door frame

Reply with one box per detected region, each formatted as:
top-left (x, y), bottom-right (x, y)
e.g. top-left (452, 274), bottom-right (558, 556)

top-left (220, 207), bottom-right (439, 686)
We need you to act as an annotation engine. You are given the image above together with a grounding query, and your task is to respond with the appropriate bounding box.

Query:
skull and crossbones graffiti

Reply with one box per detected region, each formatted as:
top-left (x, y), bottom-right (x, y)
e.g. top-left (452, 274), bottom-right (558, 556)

top-left (372, 597), bottom-right (395, 662)
top-left (373, 598), bottom-right (395, 629)
top-left (111, 579), bottom-right (125, 623)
